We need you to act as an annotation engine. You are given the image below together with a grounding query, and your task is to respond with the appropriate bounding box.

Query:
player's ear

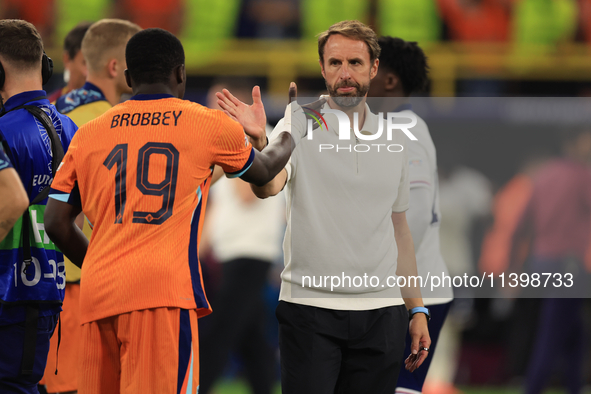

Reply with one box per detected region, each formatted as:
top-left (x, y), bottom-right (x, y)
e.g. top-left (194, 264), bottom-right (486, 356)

top-left (175, 64), bottom-right (185, 84)
top-left (319, 59), bottom-right (326, 79)
top-left (385, 72), bottom-right (399, 91)
top-left (124, 69), bottom-right (132, 88)
top-left (107, 58), bottom-right (117, 78)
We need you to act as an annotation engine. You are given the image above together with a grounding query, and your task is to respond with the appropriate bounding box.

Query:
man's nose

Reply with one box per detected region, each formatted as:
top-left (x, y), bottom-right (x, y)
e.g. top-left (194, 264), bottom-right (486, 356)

top-left (339, 63), bottom-right (351, 80)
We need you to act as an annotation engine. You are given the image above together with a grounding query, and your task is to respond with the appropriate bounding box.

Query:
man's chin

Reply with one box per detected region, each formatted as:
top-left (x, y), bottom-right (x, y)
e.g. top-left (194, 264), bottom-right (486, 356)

top-left (332, 95), bottom-right (364, 108)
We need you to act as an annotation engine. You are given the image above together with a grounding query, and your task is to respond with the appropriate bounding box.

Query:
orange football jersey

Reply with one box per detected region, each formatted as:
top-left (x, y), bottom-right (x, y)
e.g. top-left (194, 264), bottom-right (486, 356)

top-left (50, 94), bottom-right (254, 324)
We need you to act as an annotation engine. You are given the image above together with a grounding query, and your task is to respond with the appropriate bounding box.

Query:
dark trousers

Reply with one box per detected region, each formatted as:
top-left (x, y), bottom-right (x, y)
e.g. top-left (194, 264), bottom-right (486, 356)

top-left (276, 301), bottom-right (408, 394)
top-left (199, 258), bottom-right (274, 394)
top-left (525, 298), bottom-right (584, 394)
top-left (0, 314), bottom-right (58, 394)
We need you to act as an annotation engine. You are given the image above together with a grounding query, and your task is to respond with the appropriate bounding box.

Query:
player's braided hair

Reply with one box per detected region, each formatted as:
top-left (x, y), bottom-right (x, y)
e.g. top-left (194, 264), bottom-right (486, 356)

top-left (126, 28), bottom-right (185, 85)
top-left (377, 36), bottom-right (429, 96)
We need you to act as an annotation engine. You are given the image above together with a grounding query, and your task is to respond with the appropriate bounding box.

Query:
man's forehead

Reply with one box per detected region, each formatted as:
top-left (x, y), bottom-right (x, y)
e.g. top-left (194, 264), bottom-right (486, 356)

top-left (324, 34), bottom-right (370, 61)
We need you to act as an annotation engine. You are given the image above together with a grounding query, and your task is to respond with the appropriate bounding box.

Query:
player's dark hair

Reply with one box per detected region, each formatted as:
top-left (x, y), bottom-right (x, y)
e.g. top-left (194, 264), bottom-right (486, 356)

top-left (377, 36), bottom-right (429, 96)
top-left (64, 22), bottom-right (92, 60)
top-left (125, 28), bottom-right (185, 85)
top-left (0, 19), bottom-right (44, 68)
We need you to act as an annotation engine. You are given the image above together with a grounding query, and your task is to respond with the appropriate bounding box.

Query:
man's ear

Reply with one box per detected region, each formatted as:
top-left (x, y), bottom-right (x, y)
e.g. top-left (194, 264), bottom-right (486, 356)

top-left (62, 52), bottom-right (70, 68)
top-left (107, 58), bottom-right (118, 78)
top-left (124, 69), bottom-right (132, 88)
top-left (385, 72), bottom-right (399, 91)
top-left (175, 64), bottom-right (185, 84)
top-left (319, 59), bottom-right (326, 79)
top-left (370, 58), bottom-right (379, 80)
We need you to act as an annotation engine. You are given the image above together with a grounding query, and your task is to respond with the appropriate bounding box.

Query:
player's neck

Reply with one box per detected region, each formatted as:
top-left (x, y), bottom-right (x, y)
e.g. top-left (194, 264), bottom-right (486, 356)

top-left (86, 76), bottom-right (121, 107)
top-left (0, 74), bottom-right (43, 103)
top-left (132, 84), bottom-right (177, 97)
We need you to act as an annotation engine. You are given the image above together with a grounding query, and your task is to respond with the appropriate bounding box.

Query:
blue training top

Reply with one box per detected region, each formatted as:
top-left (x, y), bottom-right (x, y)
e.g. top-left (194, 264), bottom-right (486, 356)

top-left (0, 90), bottom-right (78, 324)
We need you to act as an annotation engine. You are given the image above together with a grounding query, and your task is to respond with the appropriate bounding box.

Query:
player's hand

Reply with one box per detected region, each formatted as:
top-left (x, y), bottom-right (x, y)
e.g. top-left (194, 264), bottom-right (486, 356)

top-left (284, 82), bottom-right (326, 144)
top-left (405, 313), bottom-right (431, 372)
top-left (217, 86), bottom-right (267, 151)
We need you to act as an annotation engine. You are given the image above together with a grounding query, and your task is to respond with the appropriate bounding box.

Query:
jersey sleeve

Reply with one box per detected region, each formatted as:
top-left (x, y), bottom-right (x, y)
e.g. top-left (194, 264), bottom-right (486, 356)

top-left (212, 113), bottom-right (255, 178)
top-left (48, 137), bottom-right (81, 207)
top-left (407, 140), bottom-right (431, 190)
top-left (392, 144), bottom-right (410, 213)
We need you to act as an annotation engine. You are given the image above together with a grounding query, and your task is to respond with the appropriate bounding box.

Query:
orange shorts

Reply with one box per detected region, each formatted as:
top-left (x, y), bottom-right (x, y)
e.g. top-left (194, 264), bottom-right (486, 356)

top-left (78, 307), bottom-right (199, 394)
top-left (41, 283), bottom-right (81, 393)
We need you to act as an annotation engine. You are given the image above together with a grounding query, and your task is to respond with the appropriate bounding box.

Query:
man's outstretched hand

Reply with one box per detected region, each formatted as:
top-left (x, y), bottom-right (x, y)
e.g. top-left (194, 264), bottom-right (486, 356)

top-left (216, 86), bottom-right (267, 151)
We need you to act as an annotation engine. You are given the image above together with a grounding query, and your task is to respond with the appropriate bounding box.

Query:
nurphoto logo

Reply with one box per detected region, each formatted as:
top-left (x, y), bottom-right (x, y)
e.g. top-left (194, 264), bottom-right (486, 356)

top-left (303, 106), bottom-right (419, 153)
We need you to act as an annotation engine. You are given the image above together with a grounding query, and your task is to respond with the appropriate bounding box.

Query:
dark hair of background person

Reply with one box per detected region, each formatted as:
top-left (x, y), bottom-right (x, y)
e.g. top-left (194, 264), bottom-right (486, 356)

top-left (64, 21), bottom-right (92, 61)
top-left (377, 36), bottom-right (429, 96)
top-left (125, 28), bottom-right (185, 85)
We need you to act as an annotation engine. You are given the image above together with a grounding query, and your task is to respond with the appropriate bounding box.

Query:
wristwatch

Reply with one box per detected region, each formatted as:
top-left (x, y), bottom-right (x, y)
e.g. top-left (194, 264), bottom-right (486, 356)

top-left (409, 306), bottom-right (431, 322)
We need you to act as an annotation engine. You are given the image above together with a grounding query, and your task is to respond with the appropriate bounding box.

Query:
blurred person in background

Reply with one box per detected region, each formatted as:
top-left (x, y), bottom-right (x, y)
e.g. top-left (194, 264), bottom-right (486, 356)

top-left (0, 0), bottom-right (56, 45)
top-left (511, 127), bottom-right (591, 394)
top-left (433, 143), bottom-right (492, 394)
top-left (112, 0), bottom-right (184, 35)
top-left (47, 22), bottom-right (92, 103)
top-left (0, 149), bottom-right (28, 243)
top-left (199, 79), bottom-right (285, 394)
top-left (368, 36), bottom-right (454, 394)
top-left (41, 19), bottom-right (141, 394)
top-left (436, 0), bottom-right (511, 95)
top-left (55, 19), bottom-right (141, 117)
top-left (579, 0), bottom-right (591, 44)
top-left (478, 150), bottom-right (549, 382)
top-left (236, 0), bottom-right (300, 38)
top-left (0, 19), bottom-right (78, 393)
top-left (436, 0), bottom-right (511, 42)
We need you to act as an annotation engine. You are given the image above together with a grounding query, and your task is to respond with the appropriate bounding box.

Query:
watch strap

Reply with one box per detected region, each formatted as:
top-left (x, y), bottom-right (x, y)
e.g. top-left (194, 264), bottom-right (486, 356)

top-left (409, 306), bottom-right (430, 321)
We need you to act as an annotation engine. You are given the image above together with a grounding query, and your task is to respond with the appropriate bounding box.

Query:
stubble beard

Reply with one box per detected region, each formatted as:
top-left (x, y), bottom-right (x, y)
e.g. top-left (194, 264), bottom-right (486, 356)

top-left (326, 79), bottom-right (370, 108)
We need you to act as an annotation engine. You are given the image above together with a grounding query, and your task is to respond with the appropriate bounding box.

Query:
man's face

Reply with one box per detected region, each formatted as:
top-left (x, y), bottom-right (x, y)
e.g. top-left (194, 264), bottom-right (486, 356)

top-left (320, 34), bottom-right (378, 107)
top-left (65, 50), bottom-right (87, 90)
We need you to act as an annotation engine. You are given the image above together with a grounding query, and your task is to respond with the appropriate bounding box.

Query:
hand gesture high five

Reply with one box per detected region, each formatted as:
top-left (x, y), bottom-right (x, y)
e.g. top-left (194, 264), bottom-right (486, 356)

top-left (284, 82), bottom-right (326, 145)
top-left (216, 86), bottom-right (267, 151)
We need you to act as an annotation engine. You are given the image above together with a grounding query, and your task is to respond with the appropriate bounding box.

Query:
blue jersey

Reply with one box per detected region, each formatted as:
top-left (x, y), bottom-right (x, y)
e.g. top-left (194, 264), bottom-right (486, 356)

top-left (0, 90), bottom-right (78, 324)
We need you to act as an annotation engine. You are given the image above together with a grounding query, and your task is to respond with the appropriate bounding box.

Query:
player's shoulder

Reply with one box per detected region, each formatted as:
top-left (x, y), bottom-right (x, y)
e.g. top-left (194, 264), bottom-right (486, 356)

top-left (177, 100), bottom-right (225, 120)
top-left (66, 101), bottom-right (112, 127)
top-left (70, 104), bottom-right (120, 140)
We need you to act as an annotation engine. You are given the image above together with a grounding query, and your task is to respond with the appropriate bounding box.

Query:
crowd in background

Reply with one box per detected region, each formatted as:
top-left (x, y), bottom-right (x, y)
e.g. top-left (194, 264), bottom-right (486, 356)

top-left (2, 0), bottom-right (591, 46)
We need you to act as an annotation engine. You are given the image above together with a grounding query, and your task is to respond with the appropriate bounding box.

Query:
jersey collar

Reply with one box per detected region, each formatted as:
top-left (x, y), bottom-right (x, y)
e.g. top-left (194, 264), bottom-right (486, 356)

top-left (130, 93), bottom-right (175, 101)
top-left (81, 81), bottom-right (106, 99)
top-left (2, 90), bottom-right (47, 112)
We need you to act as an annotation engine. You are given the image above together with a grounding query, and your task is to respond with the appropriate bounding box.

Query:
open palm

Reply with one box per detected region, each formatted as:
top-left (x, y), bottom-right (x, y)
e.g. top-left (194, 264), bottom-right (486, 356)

top-left (216, 86), bottom-right (267, 144)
